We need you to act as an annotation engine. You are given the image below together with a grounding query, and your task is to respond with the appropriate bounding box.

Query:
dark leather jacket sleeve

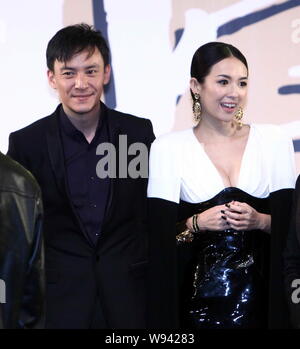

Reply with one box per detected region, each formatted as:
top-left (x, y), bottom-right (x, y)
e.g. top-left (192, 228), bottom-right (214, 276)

top-left (0, 152), bottom-right (45, 329)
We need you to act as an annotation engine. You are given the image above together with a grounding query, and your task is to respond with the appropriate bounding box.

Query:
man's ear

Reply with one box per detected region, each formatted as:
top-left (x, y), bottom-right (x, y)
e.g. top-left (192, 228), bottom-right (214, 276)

top-left (47, 70), bottom-right (57, 89)
top-left (103, 64), bottom-right (111, 85)
top-left (190, 77), bottom-right (201, 95)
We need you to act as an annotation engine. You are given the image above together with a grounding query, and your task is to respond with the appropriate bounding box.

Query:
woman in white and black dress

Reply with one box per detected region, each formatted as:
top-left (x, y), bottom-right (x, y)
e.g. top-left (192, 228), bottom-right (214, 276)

top-left (147, 42), bottom-right (296, 329)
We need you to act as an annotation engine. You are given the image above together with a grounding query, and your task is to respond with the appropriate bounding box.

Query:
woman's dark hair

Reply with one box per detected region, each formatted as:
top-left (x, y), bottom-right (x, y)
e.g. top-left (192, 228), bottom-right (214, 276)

top-left (46, 23), bottom-right (110, 71)
top-left (190, 42), bottom-right (248, 101)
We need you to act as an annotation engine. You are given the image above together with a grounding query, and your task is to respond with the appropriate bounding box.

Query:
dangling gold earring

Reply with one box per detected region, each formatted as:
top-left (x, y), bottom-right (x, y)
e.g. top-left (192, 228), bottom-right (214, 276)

top-left (193, 93), bottom-right (202, 122)
top-left (234, 106), bottom-right (243, 127)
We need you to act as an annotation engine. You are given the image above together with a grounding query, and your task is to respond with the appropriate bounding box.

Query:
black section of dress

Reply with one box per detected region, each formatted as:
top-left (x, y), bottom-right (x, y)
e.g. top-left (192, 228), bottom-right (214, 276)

top-left (177, 187), bottom-right (270, 329)
top-left (147, 198), bottom-right (180, 329)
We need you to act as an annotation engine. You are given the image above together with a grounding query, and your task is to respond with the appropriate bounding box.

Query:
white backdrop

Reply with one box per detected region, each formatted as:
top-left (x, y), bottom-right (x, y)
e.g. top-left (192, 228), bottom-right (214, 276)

top-left (0, 0), bottom-right (64, 152)
top-left (1, 0), bottom-right (300, 165)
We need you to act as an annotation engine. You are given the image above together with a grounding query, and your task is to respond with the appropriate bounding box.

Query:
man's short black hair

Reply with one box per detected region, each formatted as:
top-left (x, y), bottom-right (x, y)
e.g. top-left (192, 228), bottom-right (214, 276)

top-left (46, 23), bottom-right (110, 71)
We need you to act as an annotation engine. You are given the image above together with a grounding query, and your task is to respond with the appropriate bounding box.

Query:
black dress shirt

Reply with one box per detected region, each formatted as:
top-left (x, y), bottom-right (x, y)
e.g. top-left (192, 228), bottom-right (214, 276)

top-left (59, 106), bottom-right (110, 245)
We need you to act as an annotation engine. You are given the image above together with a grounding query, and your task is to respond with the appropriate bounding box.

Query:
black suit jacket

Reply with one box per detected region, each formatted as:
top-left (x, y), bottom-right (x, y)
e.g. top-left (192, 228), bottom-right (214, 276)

top-left (7, 103), bottom-right (155, 329)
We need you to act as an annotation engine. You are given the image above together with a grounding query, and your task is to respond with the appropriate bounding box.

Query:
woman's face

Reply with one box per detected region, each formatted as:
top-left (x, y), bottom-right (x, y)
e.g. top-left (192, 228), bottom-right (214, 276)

top-left (191, 56), bottom-right (248, 123)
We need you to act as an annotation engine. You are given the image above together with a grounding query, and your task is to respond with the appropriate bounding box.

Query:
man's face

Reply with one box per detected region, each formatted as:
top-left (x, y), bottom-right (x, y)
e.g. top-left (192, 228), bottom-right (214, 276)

top-left (48, 48), bottom-right (110, 118)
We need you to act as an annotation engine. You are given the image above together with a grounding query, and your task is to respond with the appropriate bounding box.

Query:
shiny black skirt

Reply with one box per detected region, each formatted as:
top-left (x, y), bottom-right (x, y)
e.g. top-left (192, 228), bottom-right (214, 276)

top-left (177, 187), bottom-right (270, 329)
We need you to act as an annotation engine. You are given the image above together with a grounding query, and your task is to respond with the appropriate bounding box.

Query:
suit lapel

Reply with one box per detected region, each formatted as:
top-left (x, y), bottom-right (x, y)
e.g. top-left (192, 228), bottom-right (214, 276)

top-left (101, 103), bottom-right (121, 229)
top-left (45, 108), bottom-right (67, 197)
top-left (45, 106), bottom-right (95, 247)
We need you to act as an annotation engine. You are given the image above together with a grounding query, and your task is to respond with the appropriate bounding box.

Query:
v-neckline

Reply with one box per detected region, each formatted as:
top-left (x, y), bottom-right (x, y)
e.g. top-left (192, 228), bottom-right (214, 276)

top-left (191, 125), bottom-right (252, 189)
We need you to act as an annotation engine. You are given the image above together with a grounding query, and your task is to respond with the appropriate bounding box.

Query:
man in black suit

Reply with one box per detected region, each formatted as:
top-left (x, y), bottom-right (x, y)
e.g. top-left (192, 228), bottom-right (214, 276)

top-left (7, 23), bottom-right (155, 329)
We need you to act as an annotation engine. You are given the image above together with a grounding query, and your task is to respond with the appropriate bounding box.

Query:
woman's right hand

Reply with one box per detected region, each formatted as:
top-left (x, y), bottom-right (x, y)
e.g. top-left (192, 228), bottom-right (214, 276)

top-left (186, 204), bottom-right (229, 232)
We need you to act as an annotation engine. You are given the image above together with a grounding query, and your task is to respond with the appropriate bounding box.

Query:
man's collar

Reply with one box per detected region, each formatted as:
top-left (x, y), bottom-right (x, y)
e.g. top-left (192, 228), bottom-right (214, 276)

top-left (59, 104), bottom-right (107, 137)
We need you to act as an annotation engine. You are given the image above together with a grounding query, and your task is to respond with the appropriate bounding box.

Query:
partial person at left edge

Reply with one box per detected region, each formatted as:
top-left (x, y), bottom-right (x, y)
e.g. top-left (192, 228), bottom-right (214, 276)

top-left (284, 175), bottom-right (300, 328)
top-left (0, 152), bottom-right (44, 329)
top-left (7, 23), bottom-right (155, 329)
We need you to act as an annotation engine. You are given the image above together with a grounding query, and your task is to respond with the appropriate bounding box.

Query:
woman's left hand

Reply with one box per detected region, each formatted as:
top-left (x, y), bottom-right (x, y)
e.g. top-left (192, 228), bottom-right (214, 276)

top-left (224, 201), bottom-right (271, 232)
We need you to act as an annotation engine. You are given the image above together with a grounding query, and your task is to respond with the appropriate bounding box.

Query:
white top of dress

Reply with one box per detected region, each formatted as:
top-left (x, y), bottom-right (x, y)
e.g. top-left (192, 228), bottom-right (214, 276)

top-left (147, 124), bottom-right (296, 204)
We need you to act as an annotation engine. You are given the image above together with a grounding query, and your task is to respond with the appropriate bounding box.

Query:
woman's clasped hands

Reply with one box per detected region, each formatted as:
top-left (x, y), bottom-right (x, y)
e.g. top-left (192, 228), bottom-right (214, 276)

top-left (186, 201), bottom-right (270, 233)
